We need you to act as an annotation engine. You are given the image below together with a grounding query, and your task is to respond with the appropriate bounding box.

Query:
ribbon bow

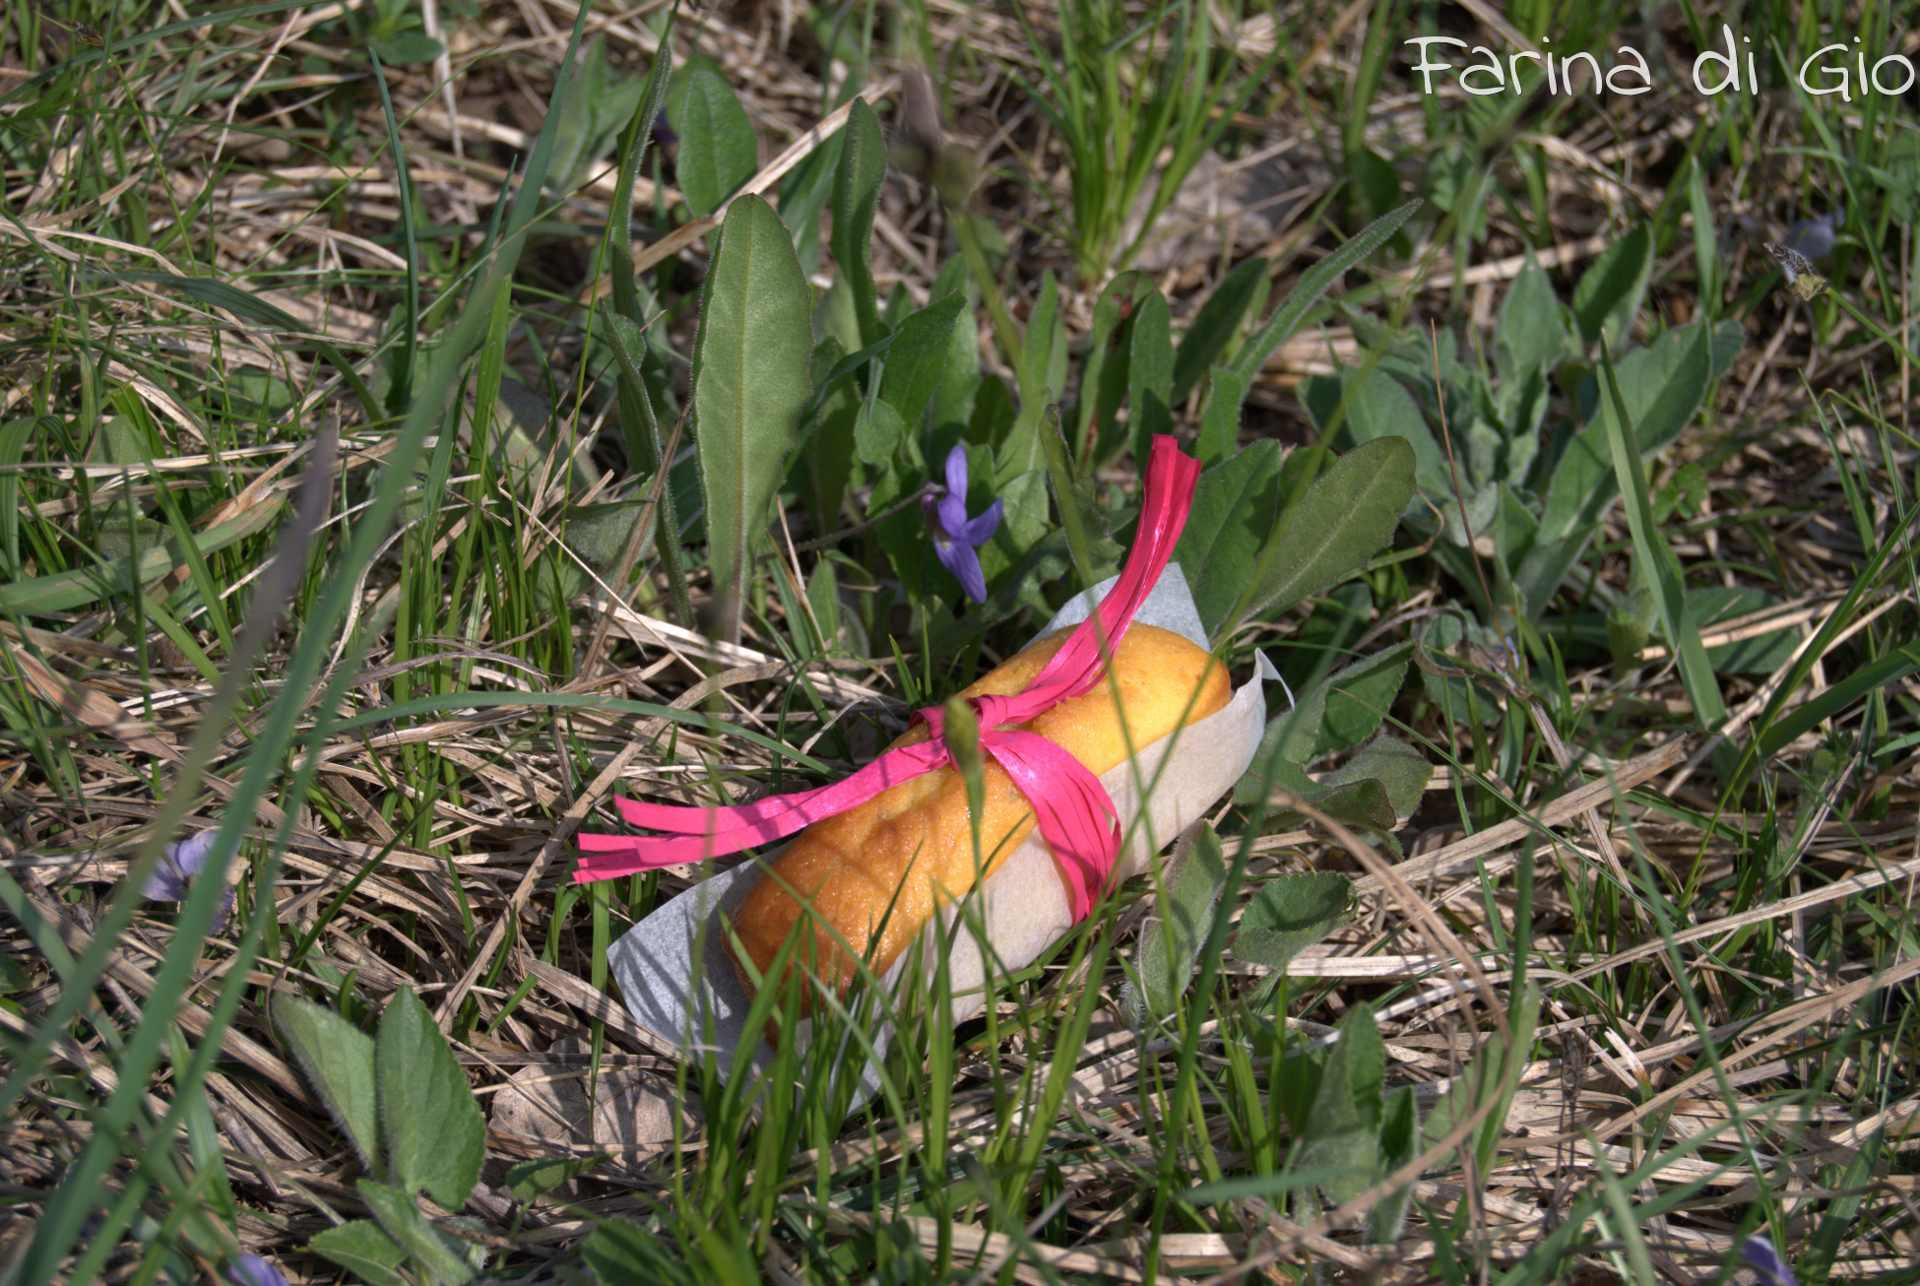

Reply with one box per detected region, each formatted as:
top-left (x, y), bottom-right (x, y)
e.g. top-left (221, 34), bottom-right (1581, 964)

top-left (575, 436), bottom-right (1202, 921)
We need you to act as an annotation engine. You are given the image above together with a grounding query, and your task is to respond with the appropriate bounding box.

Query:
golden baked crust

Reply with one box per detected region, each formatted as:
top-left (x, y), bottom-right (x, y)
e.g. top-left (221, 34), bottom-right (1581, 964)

top-left (727, 623), bottom-right (1229, 1007)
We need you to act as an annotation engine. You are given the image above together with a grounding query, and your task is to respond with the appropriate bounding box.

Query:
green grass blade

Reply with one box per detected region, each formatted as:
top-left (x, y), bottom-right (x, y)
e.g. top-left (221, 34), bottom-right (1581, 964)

top-left (1595, 334), bottom-right (1733, 777)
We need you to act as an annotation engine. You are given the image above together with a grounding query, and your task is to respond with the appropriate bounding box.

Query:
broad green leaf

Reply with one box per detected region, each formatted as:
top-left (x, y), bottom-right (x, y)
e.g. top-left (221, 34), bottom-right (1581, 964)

top-left (971, 372), bottom-right (1018, 447)
top-left (1126, 289), bottom-right (1173, 468)
top-left (691, 195), bottom-right (812, 643)
top-left (829, 98), bottom-right (886, 346)
top-left (1228, 199), bottom-right (1422, 389)
top-left (1571, 223), bottom-right (1652, 349)
top-left (550, 41), bottom-right (644, 195)
top-left (672, 67), bottom-right (756, 217)
top-left (1311, 640), bottom-right (1414, 758)
top-left (377, 987), bottom-right (484, 1210)
top-left (978, 467), bottom-right (1050, 582)
top-left (930, 257), bottom-right (980, 435)
top-left (1173, 256), bottom-right (1268, 403)
top-left (274, 997), bottom-right (381, 1174)
top-left (1368, 1086), bottom-right (1419, 1243)
top-left (1232, 435), bottom-right (1415, 635)
top-left (795, 330), bottom-right (895, 429)
top-left (801, 336), bottom-right (859, 536)
top-left (583, 1218), bottom-right (699, 1286)
top-left (1608, 596), bottom-right (1655, 671)
top-left (1076, 272), bottom-right (1155, 460)
top-left (1318, 735), bottom-right (1431, 821)
top-left (309, 1220), bottom-right (407, 1286)
top-left (1172, 440), bottom-right (1282, 642)
top-left (1241, 680), bottom-right (1330, 789)
top-left (1280, 582), bottom-right (1372, 690)
top-left (1234, 872), bottom-right (1353, 968)
top-left (1023, 269), bottom-right (1068, 404)
top-left (1493, 257), bottom-right (1567, 386)
top-left (1045, 410), bottom-right (1115, 587)
top-left (1123, 823), bottom-right (1228, 1027)
top-left (1416, 611), bottom-right (1510, 726)
top-left (562, 500), bottom-right (655, 573)
top-left (1194, 366), bottom-right (1245, 469)
top-left (359, 1180), bottom-right (473, 1285)
top-left (606, 10), bottom-right (675, 321)
top-left (1304, 366), bottom-right (1448, 509)
top-left (505, 1154), bottom-right (614, 1203)
top-left (1298, 1002), bottom-right (1386, 1203)
top-left (853, 397), bottom-right (906, 466)
top-left (93, 514), bottom-right (172, 568)
top-left (879, 293), bottom-right (967, 426)
top-left (1539, 320), bottom-right (1713, 543)
top-left (1512, 522), bottom-right (1599, 621)
top-left (1422, 982), bottom-right (1539, 1177)
top-left (1596, 334), bottom-right (1728, 747)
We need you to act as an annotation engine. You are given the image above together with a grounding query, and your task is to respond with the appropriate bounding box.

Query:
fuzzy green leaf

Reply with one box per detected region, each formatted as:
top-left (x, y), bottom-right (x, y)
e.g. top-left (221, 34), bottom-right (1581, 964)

top-left (274, 997), bottom-right (381, 1175)
top-left (829, 98), bottom-right (887, 346)
top-left (1311, 641), bottom-right (1414, 758)
top-left (1320, 735), bottom-right (1431, 822)
top-left (1124, 823), bottom-right (1228, 1027)
top-left (583, 1218), bottom-right (699, 1286)
top-left (1194, 365), bottom-right (1244, 470)
top-left (309, 1220), bottom-right (407, 1286)
top-left (1539, 320), bottom-right (1714, 544)
top-left (1231, 435), bottom-right (1415, 636)
top-left (1304, 366), bottom-right (1449, 512)
top-left (1298, 1002), bottom-right (1386, 1204)
top-left (1126, 288), bottom-right (1173, 468)
top-left (1172, 440), bottom-right (1282, 642)
top-left (1494, 257), bottom-right (1568, 386)
top-left (377, 987), bottom-right (484, 1211)
top-left (879, 292), bottom-right (967, 427)
top-left (672, 68), bottom-right (756, 217)
top-left (1228, 199), bottom-right (1422, 389)
top-left (359, 1180), bottom-right (473, 1285)
top-left (691, 195), bottom-right (813, 642)
top-left (1368, 1086), bottom-right (1419, 1243)
top-left (853, 397), bottom-right (906, 466)
top-left (1596, 333), bottom-right (1727, 746)
top-left (505, 1154), bottom-right (614, 1203)
top-left (561, 500), bottom-right (654, 573)
top-left (1571, 224), bottom-right (1651, 350)
top-left (1235, 872), bottom-right (1353, 969)
top-left (801, 336), bottom-right (860, 535)
top-left (1173, 256), bottom-right (1267, 403)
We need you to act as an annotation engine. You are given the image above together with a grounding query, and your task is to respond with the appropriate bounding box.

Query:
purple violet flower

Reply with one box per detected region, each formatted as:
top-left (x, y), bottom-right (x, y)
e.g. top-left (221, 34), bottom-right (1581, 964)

top-left (1741, 1234), bottom-right (1799, 1286)
top-left (224, 1255), bottom-right (290, 1286)
top-left (922, 445), bottom-right (1002, 603)
top-left (142, 830), bottom-right (235, 932)
top-left (1784, 206), bottom-right (1843, 261)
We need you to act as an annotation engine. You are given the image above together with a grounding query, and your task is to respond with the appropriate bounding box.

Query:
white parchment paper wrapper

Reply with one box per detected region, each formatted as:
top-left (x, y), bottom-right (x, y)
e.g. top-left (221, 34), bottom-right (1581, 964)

top-left (605, 563), bottom-right (1270, 1101)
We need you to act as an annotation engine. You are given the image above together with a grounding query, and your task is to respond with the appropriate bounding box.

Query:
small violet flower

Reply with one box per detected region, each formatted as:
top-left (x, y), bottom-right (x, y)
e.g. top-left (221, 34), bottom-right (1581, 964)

top-left (1741, 1234), bottom-right (1799, 1286)
top-left (142, 830), bottom-right (235, 933)
top-left (1784, 206), bottom-right (1843, 261)
top-left (224, 1255), bottom-right (291, 1286)
top-left (922, 445), bottom-right (1002, 603)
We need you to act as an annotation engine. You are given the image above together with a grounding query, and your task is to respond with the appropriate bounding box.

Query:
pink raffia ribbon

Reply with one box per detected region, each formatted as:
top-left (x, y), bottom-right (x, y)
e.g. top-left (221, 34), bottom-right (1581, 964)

top-left (575, 435), bottom-right (1202, 921)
